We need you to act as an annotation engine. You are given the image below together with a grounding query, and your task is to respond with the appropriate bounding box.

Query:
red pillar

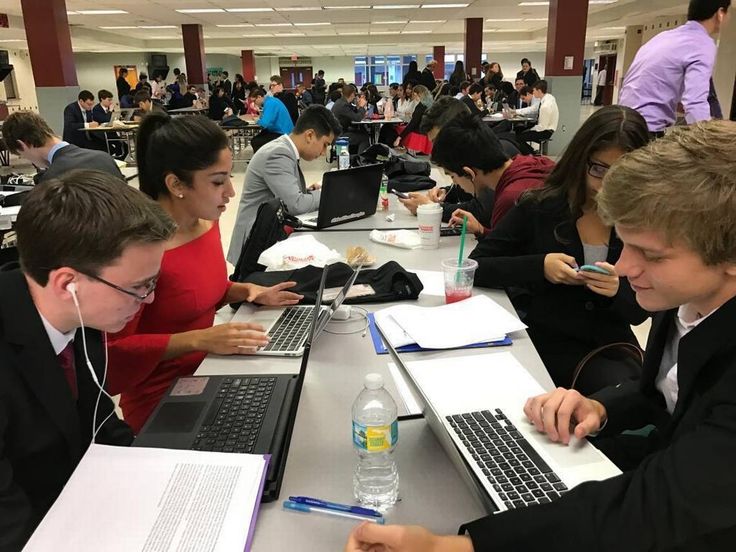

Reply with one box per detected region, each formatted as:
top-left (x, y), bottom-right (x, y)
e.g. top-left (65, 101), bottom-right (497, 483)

top-left (182, 24), bottom-right (207, 86)
top-left (545, 0), bottom-right (589, 77)
top-left (464, 18), bottom-right (483, 80)
top-left (432, 46), bottom-right (445, 80)
top-left (241, 50), bottom-right (256, 82)
top-left (20, 0), bottom-right (77, 87)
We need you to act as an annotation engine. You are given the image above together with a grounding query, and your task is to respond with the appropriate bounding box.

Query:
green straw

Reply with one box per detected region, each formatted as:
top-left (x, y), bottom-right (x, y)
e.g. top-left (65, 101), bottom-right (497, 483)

top-left (456, 215), bottom-right (468, 283)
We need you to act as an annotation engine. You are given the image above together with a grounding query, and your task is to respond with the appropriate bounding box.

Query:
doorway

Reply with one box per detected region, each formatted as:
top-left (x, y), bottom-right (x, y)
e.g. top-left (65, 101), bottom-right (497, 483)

top-left (279, 66), bottom-right (313, 90)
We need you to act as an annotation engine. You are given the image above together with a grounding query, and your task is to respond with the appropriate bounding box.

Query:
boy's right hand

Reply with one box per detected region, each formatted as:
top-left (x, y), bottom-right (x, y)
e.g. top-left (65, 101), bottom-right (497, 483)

top-left (524, 388), bottom-right (607, 445)
top-left (192, 322), bottom-right (269, 355)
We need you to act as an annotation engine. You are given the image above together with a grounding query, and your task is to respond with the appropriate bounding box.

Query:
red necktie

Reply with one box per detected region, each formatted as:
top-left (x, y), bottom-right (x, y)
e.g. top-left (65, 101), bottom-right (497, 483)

top-left (58, 342), bottom-right (78, 400)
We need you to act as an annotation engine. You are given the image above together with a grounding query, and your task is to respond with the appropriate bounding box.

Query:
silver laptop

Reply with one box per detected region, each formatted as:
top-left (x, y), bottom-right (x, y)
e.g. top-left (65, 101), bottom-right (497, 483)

top-left (402, 351), bottom-right (621, 513)
top-left (230, 264), bottom-right (361, 357)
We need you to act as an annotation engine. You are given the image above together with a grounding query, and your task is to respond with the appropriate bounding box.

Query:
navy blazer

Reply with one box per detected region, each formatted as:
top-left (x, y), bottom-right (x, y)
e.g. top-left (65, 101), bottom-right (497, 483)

top-left (0, 270), bottom-right (133, 551)
top-left (62, 102), bottom-right (96, 149)
top-left (462, 295), bottom-right (736, 551)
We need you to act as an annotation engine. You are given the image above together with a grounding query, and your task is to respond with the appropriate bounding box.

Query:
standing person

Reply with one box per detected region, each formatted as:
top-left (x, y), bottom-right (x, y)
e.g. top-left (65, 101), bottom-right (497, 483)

top-left (221, 71), bottom-right (232, 97)
top-left (228, 105), bottom-right (342, 263)
top-left (270, 75), bottom-right (299, 124)
top-left (149, 74), bottom-right (164, 102)
top-left (249, 89), bottom-right (294, 152)
top-left (0, 170), bottom-right (175, 551)
top-left (231, 76), bottom-right (247, 114)
top-left (449, 60), bottom-right (467, 88)
top-left (487, 62), bottom-right (504, 89)
top-left (116, 67), bottom-right (132, 108)
top-left (403, 60), bottom-right (421, 87)
top-left (619, 0), bottom-right (730, 136)
top-left (517, 57), bottom-right (541, 87)
top-left (311, 69), bottom-right (327, 105)
top-left (420, 60), bottom-right (438, 92)
top-left (107, 113), bottom-right (302, 433)
top-left (594, 63), bottom-right (608, 106)
top-left (344, 119), bottom-right (736, 552)
top-left (62, 90), bottom-right (100, 150)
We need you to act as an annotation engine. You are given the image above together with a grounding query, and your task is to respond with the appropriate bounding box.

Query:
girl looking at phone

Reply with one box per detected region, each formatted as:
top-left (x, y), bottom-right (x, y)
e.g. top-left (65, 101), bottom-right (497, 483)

top-left (468, 105), bottom-right (651, 391)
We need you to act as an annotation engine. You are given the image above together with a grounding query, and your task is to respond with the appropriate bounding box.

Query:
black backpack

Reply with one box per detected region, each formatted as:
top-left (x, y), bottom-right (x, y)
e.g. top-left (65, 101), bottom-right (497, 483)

top-left (230, 199), bottom-right (302, 284)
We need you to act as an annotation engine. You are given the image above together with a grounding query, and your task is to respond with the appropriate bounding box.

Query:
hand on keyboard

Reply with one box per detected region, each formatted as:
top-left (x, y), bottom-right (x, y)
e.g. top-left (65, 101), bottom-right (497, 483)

top-left (245, 281), bottom-right (303, 307)
top-left (191, 322), bottom-right (269, 355)
top-left (524, 388), bottom-right (608, 445)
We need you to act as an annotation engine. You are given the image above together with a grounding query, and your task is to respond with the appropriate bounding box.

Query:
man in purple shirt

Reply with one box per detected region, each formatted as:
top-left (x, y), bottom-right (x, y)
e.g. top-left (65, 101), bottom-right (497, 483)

top-left (619, 0), bottom-right (730, 135)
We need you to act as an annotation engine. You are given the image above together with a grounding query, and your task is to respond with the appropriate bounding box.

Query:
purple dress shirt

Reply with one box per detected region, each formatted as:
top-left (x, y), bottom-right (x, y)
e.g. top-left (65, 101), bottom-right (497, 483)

top-left (619, 20), bottom-right (717, 132)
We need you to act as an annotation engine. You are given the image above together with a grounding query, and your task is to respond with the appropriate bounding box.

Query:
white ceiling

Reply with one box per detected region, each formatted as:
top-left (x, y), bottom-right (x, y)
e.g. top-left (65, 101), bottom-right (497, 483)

top-left (0, 0), bottom-right (688, 57)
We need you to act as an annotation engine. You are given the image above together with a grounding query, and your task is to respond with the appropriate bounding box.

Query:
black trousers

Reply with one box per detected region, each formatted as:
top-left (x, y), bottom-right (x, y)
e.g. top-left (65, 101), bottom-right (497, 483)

top-left (343, 130), bottom-right (370, 154)
top-left (251, 130), bottom-right (282, 153)
top-left (515, 129), bottom-right (553, 155)
top-left (594, 85), bottom-right (605, 106)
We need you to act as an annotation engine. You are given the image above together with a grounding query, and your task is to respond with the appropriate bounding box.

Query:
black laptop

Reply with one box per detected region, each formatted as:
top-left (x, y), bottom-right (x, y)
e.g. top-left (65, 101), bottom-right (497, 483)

top-left (133, 266), bottom-right (330, 502)
top-left (297, 163), bottom-right (384, 229)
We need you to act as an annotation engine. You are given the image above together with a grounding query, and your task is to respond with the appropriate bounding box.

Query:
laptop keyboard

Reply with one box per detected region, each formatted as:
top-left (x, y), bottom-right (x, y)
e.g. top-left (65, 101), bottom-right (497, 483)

top-left (192, 377), bottom-right (276, 453)
top-left (262, 306), bottom-right (314, 352)
top-left (447, 408), bottom-right (568, 511)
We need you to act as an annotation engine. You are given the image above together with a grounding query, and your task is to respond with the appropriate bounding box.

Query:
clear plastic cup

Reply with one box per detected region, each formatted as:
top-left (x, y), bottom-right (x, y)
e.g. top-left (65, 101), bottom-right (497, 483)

top-left (441, 258), bottom-right (478, 304)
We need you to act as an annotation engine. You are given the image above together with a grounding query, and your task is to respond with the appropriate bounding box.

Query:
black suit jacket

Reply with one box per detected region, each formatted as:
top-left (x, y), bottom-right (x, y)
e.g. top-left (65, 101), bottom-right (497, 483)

top-left (62, 102), bottom-right (96, 149)
top-left (469, 195), bottom-right (648, 383)
top-left (331, 97), bottom-right (366, 134)
top-left (0, 270), bottom-right (133, 551)
top-left (462, 294), bottom-right (736, 551)
top-left (40, 144), bottom-right (123, 184)
top-left (275, 91), bottom-right (299, 124)
top-left (91, 104), bottom-right (113, 124)
top-left (461, 95), bottom-right (488, 118)
top-left (419, 68), bottom-right (436, 91)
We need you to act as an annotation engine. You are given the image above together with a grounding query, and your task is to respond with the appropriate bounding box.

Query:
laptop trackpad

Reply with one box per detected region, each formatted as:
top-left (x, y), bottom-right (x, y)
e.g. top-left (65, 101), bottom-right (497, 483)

top-left (147, 402), bottom-right (206, 433)
top-left (524, 421), bottom-right (604, 467)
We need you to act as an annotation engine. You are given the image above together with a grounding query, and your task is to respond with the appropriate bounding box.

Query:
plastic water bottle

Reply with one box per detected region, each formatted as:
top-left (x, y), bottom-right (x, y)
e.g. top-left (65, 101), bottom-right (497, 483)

top-left (352, 373), bottom-right (399, 510)
top-left (337, 137), bottom-right (350, 170)
top-left (380, 174), bottom-right (389, 211)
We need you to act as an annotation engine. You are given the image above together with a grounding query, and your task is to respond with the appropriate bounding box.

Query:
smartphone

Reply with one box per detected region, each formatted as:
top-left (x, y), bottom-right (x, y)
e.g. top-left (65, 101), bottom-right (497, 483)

top-left (440, 227), bottom-right (463, 237)
top-left (578, 264), bottom-right (611, 275)
top-left (390, 189), bottom-right (410, 200)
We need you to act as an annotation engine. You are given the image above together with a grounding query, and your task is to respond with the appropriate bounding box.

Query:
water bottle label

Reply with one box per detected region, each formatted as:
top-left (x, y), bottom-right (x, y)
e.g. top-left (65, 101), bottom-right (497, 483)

top-left (353, 421), bottom-right (398, 452)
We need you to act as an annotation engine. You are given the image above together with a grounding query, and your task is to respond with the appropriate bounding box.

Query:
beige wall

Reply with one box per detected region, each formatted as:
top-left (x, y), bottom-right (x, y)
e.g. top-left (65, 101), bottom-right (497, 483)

top-left (0, 48), bottom-right (39, 112)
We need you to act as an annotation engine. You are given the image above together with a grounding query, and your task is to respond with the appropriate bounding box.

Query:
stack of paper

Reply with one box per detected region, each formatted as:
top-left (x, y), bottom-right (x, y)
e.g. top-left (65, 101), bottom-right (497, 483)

top-left (23, 444), bottom-right (269, 552)
top-left (374, 295), bottom-right (527, 350)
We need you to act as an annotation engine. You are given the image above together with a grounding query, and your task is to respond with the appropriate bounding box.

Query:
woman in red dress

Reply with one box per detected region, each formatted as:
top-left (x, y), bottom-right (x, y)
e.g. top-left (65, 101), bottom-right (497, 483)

top-left (107, 113), bottom-right (302, 433)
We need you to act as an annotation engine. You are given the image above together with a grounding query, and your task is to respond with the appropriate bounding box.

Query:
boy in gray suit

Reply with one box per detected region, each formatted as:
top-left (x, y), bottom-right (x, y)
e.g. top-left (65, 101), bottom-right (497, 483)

top-left (227, 105), bottom-right (342, 265)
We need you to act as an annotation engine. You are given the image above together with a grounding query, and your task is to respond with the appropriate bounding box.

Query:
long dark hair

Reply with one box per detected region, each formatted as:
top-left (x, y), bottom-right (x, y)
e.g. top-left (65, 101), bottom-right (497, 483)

top-left (524, 105), bottom-right (650, 216)
top-left (136, 112), bottom-right (229, 200)
top-left (451, 60), bottom-right (465, 78)
top-left (407, 60), bottom-right (418, 74)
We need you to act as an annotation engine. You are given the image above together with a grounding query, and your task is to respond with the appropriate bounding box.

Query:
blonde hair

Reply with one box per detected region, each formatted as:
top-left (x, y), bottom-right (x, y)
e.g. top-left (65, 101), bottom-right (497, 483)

top-left (597, 120), bottom-right (736, 265)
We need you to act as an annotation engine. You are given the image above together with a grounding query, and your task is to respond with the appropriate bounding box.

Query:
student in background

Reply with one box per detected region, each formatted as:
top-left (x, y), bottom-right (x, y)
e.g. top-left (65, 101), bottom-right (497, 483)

top-left (396, 83), bottom-right (417, 121)
top-left (116, 67), bottom-right (133, 108)
top-left (107, 113), bottom-right (302, 433)
top-left (0, 170), bottom-right (175, 550)
top-left (250, 88), bottom-right (295, 153)
top-left (325, 89), bottom-right (341, 111)
top-left (231, 75), bottom-right (247, 114)
top-left (62, 90), bottom-right (100, 150)
top-left (270, 75), bottom-right (299, 124)
top-left (454, 81), bottom-right (471, 100)
top-left (393, 84), bottom-right (433, 154)
top-left (208, 86), bottom-right (233, 121)
top-left (345, 119), bottom-right (736, 552)
top-left (221, 71), bottom-right (232, 97)
top-left (403, 60), bottom-right (421, 87)
top-left (593, 63), bottom-right (607, 106)
top-left (131, 90), bottom-right (156, 122)
top-left (619, 0), bottom-right (729, 135)
top-left (449, 60), bottom-right (467, 88)
top-left (134, 72), bottom-right (152, 95)
top-left (92, 89), bottom-right (127, 159)
top-left (469, 105), bottom-right (650, 389)
top-left (517, 57), bottom-right (541, 87)
top-left (461, 83), bottom-right (489, 118)
top-left (512, 80), bottom-right (559, 155)
top-left (331, 84), bottom-right (370, 154)
top-left (508, 77), bottom-right (528, 109)
top-left (421, 111), bottom-right (554, 235)
top-left (295, 82), bottom-right (314, 108)
top-left (311, 69), bottom-right (327, 105)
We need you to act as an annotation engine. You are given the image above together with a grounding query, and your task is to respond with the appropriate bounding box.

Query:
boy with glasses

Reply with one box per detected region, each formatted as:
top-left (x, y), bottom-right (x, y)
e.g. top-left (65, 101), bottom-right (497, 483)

top-left (0, 170), bottom-right (175, 550)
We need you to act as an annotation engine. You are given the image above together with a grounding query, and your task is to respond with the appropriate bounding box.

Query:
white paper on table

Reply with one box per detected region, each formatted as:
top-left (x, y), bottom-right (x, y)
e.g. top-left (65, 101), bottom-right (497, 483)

top-left (23, 444), bottom-right (268, 552)
top-left (374, 304), bottom-right (422, 347)
top-left (387, 362), bottom-right (424, 416)
top-left (0, 205), bottom-right (21, 230)
top-left (389, 295), bottom-right (527, 349)
top-left (410, 269), bottom-right (446, 297)
top-left (369, 229), bottom-right (421, 249)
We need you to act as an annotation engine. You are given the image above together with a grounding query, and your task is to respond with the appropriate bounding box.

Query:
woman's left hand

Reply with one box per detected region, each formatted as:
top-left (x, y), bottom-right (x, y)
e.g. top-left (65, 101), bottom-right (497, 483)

top-left (577, 262), bottom-right (619, 298)
top-left (248, 282), bottom-right (303, 306)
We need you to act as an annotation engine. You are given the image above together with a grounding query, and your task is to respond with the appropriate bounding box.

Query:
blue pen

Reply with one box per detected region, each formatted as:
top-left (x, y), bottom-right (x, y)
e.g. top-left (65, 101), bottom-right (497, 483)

top-left (288, 496), bottom-right (383, 518)
top-left (283, 500), bottom-right (385, 524)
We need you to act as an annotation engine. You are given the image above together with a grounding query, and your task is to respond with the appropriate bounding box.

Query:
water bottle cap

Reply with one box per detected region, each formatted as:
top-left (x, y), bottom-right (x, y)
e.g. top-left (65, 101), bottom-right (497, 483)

top-left (364, 373), bottom-right (384, 390)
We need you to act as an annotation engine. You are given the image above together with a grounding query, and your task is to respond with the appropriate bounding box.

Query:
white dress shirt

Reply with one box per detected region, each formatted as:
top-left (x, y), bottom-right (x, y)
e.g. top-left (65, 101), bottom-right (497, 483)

top-left (39, 312), bottom-right (75, 355)
top-left (656, 304), bottom-right (714, 414)
top-left (516, 93), bottom-right (559, 133)
top-left (597, 69), bottom-right (607, 87)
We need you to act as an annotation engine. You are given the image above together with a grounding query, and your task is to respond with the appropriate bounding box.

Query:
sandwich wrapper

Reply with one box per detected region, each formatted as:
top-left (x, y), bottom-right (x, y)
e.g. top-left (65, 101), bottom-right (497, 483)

top-left (369, 229), bottom-right (421, 249)
top-left (257, 234), bottom-right (342, 271)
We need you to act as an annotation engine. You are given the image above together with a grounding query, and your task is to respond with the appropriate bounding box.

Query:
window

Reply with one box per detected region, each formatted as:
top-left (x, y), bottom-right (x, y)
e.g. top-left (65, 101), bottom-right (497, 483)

top-left (3, 68), bottom-right (18, 100)
top-left (355, 55), bottom-right (419, 86)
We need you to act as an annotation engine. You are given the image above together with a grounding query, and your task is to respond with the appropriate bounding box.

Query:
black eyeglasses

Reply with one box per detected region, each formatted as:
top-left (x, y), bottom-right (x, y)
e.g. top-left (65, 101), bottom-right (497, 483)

top-left (80, 270), bottom-right (158, 301)
top-left (587, 160), bottom-right (611, 179)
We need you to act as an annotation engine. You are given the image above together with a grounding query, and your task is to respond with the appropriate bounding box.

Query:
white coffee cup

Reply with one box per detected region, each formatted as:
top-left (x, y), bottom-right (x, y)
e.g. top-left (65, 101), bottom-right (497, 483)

top-left (416, 203), bottom-right (442, 249)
